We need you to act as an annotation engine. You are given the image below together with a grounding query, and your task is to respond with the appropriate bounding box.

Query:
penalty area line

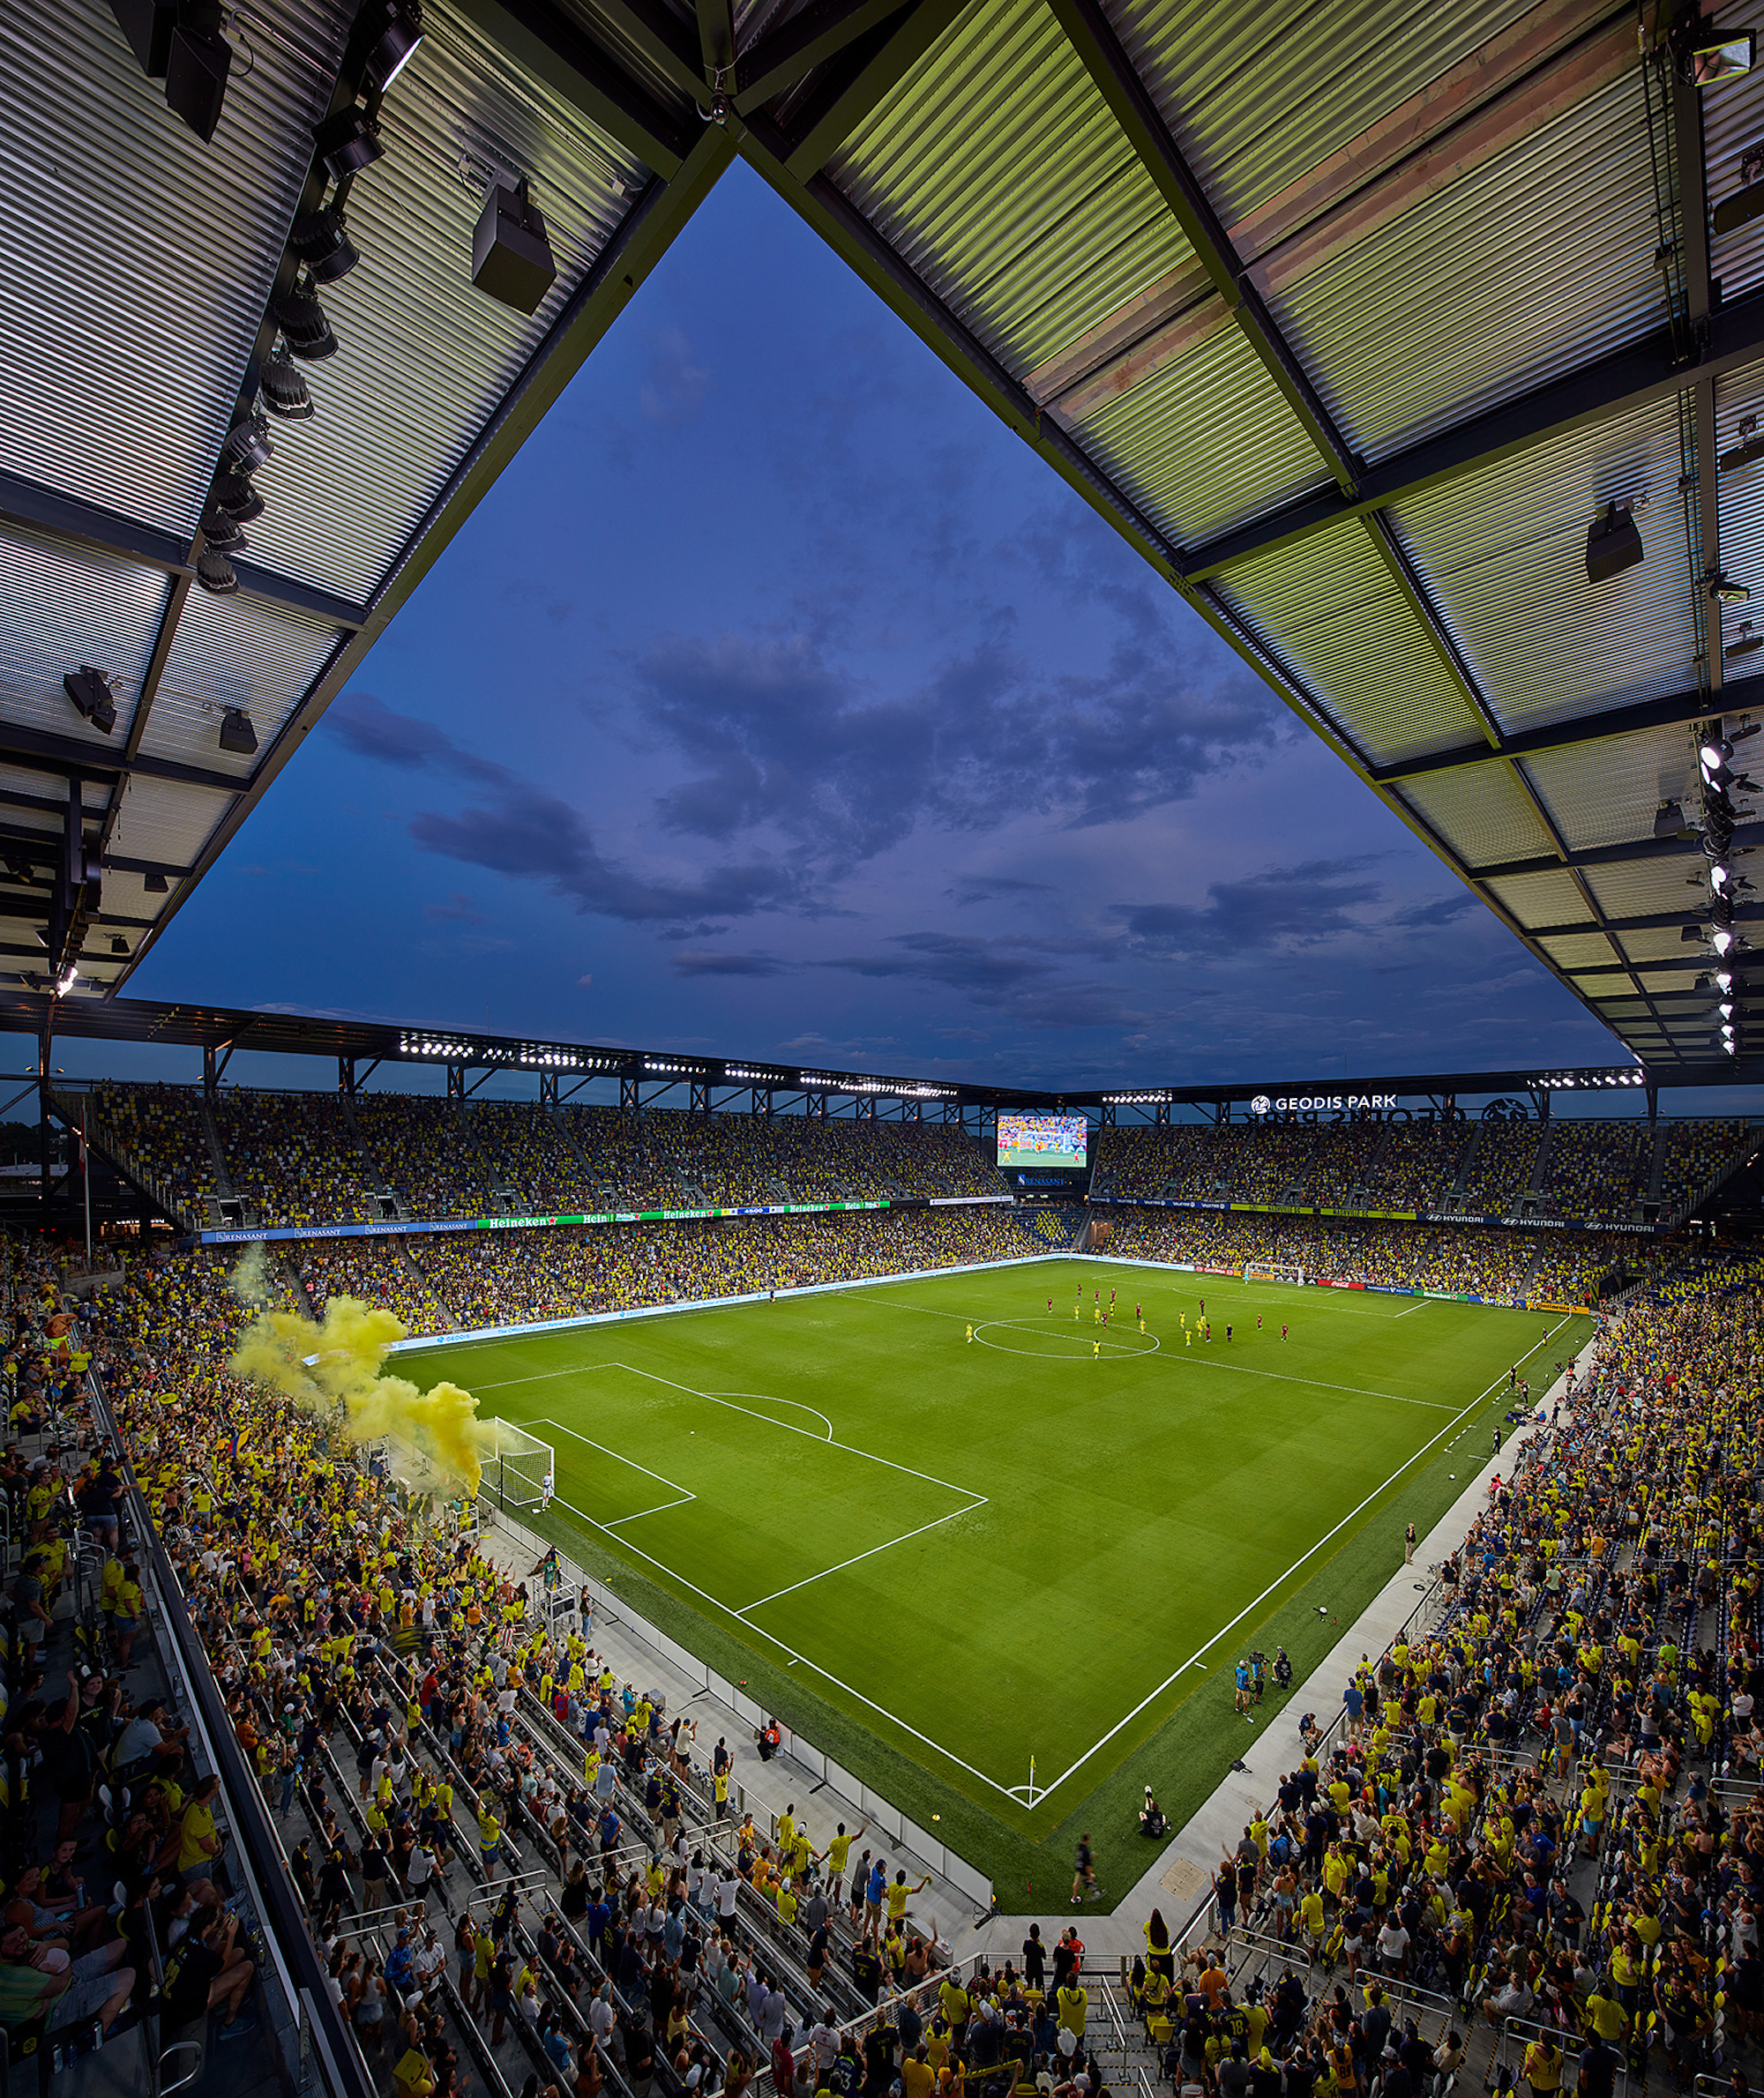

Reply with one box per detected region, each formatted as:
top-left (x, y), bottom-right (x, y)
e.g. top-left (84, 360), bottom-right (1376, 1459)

top-left (737, 1493), bottom-right (990, 1614)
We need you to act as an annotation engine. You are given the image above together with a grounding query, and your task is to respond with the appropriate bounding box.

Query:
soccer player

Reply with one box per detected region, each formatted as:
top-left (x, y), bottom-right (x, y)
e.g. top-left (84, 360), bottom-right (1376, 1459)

top-left (1225, 1324), bottom-right (1232, 1342)
top-left (1047, 1295), bottom-right (1053, 1314)
top-left (1185, 1327), bottom-right (1192, 1348)
top-left (1204, 1321), bottom-right (1212, 1342)
top-left (965, 1324), bottom-right (974, 1344)
top-left (1110, 1288), bottom-right (1116, 1303)
top-left (1093, 1340), bottom-right (1100, 1360)
top-left (1257, 1314), bottom-right (1262, 1331)
top-left (1073, 1302), bottom-right (1080, 1321)
top-left (1094, 1305), bottom-right (1102, 1324)
top-left (1134, 1303), bottom-right (1140, 1320)
top-left (1282, 1324), bottom-right (1288, 1340)
top-left (1200, 1297), bottom-right (1206, 1316)
top-left (1139, 1318), bottom-right (1146, 1335)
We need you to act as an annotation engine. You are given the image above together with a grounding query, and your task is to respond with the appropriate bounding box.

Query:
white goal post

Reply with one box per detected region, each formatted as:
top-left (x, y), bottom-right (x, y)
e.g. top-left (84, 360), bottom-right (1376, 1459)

top-left (482, 1419), bottom-right (557, 1512)
top-left (1244, 1263), bottom-right (1306, 1288)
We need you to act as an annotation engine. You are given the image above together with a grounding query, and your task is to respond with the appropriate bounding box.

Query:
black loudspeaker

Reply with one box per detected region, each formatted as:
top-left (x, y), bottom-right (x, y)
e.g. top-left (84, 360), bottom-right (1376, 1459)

top-left (109, 0), bottom-right (176, 76)
top-left (473, 182), bottom-right (557, 316)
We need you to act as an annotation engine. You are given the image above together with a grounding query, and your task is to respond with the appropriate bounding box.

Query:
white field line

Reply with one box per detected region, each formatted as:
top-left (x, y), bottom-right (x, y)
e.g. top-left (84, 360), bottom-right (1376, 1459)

top-left (877, 1296), bottom-right (1454, 1409)
top-left (1025, 1311), bottom-right (1576, 1805)
top-left (603, 1495), bottom-right (698, 1527)
top-left (491, 1288), bottom-right (1580, 1808)
top-left (737, 1493), bottom-right (989, 1614)
top-left (532, 1420), bottom-right (695, 1497)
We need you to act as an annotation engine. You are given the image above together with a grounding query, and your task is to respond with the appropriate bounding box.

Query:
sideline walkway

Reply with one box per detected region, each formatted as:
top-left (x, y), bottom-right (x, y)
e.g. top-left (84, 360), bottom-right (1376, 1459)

top-left (968, 1325), bottom-right (1605, 1961)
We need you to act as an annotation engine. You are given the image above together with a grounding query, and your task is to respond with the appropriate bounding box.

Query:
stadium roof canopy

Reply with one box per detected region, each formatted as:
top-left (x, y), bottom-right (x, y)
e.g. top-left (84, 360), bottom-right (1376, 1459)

top-left (9, 0), bottom-right (1764, 1073)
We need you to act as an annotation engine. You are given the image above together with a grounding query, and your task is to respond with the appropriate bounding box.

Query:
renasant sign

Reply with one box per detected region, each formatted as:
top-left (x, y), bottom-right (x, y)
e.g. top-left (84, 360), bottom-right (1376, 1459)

top-left (1252, 1093), bottom-right (1399, 1113)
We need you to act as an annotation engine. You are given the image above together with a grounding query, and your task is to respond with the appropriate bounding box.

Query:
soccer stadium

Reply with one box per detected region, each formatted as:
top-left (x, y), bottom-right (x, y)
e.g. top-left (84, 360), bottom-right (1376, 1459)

top-left (10, 7), bottom-right (1764, 2098)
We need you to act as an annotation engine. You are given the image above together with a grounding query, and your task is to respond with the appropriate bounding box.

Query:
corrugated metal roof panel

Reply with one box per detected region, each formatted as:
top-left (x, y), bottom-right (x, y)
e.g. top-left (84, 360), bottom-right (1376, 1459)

top-left (0, 0), bottom-right (349, 538)
top-left (1394, 767), bottom-right (1560, 866)
top-left (1073, 322), bottom-right (1327, 544)
top-left (1619, 925), bottom-right (1703, 964)
top-left (1583, 856), bottom-right (1707, 916)
top-left (1538, 930), bottom-right (1618, 969)
top-left (0, 522), bottom-right (168, 750)
top-left (832, 0), bottom-right (1196, 377)
top-left (239, 0), bottom-right (645, 603)
top-left (1520, 727), bottom-right (1699, 853)
top-left (1716, 366), bottom-right (1764, 659)
top-left (1208, 519), bottom-right (1490, 763)
top-left (1102, 0), bottom-right (1533, 228)
top-left (143, 595), bottom-right (342, 780)
top-left (1704, 2), bottom-right (1764, 307)
top-left (1389, 399), bottom-right (1697, 732)
top-left (105, 778), bottom-right (235, 869)
top-left (1264, 69), bottom-right (1660, 463)
top-left (1484, 867), bottom-right (1596, 924)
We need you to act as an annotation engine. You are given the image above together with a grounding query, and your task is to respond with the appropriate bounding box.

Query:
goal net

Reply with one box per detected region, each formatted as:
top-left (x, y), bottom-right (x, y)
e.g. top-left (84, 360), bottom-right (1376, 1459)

top-left (481, 1418), bottom-right (557, 1512)
top-left (1245, 1263), bottom-right (1306, 1288)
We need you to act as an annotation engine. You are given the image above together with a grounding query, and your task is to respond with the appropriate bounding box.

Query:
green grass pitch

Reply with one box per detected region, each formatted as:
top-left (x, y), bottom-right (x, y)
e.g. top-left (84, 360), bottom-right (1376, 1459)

top-left (400, 1258), bottom-right (1590, 1909)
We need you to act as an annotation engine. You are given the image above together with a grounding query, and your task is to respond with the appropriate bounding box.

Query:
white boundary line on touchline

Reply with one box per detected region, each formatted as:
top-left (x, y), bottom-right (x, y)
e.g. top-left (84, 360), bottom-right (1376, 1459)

top-left (1022, 1310), bottom-right (1576, 1803)
top-left (490, 1298), bottom-right (1573, 1809)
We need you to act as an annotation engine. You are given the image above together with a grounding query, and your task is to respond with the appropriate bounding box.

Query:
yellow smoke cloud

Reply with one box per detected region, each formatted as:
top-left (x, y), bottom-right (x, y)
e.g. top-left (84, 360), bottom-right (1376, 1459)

top-left (228, 1283), bottom-right (494, 1497)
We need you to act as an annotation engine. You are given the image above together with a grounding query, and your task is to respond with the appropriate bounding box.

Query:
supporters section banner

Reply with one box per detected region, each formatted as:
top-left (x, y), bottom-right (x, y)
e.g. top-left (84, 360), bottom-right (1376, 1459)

top-left (1087, 1197), bottom-right (1662, 1235)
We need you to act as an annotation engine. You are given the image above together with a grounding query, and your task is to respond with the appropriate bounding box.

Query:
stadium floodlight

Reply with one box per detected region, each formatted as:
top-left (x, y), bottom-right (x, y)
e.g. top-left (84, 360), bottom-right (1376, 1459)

top-left (260, 347), bottom-right (313, 419)
top-left (360, 0), bottom-right (423, 89)
top-left (212, 470), bottom-right (263, 523)
top-left (1713, 862), bottom-right (1732, 890)
top-left (289, 205), bottom-right (359, 283)
top-left (273, 277), bottom-right (338, 361)
top-left (1703, 735), bottom-right (1731, 767)
top-left (314, 107), bottom-right (385, 183)
top-left (1686, 25), bottom-right (1755, 84)
top-left (222, 411), bottom-right (273, 471)
top-left (1587, 501), bottom-right (1644, 582)
top-left (1710, 569), bottom-right (1752, 603)
top-left (194, 547), bottom-right (237, 594)
top-left (64, 666), bottom-right (117, 735)
top-left (1715, 926), bottom-right (1738, 953)
top-left (1720, 968), bottom-right (1736, 990)
top-left (198, 504), bottom-right (247, 554)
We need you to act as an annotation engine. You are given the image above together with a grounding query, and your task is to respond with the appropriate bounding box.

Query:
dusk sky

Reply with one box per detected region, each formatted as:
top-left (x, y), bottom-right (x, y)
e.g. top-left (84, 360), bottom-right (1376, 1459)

top-left (104, 162), bottom-right (1628, 1094)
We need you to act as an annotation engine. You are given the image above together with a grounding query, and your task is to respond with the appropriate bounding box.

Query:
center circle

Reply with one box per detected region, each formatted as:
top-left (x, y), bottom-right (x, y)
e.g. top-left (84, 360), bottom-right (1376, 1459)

top-left (971, 1320), bottom-right (1162, 1361)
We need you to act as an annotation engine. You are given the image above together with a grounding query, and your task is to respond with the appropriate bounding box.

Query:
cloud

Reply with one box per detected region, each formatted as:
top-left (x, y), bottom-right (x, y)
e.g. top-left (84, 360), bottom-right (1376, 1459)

top-left (669, 950), bottom-right (789, 977)
top-left (1113, 855), bottom-right (1390, 954)
top-left (1388, 891), bottom-right (1478, 930)
top-left (817, 931), bottom-right (1149, 1029)
top-left (633, 621), bottom-right (1285, 877)
top-left (640, 325), bottom-right (711, 428)
top-left (577, 974), bottom-right (594, 988)
top-left (330, 692), bottom-right (812, 928)
top-left (423, 891), bottom-right (486, 924)
top-left (946, 875), bottom-right (1052, 907)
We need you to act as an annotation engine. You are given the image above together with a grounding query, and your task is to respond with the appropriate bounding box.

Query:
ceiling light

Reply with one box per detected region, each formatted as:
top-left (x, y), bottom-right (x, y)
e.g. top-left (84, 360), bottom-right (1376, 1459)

top-left (1715, 926), bottom-right (1737, 953)
top-left (1587, 501), bottom-right (1644, 582)
top-left (1710, 569), bottom-right (1751, 603)
top-left (199, 505), bottom-right (247, 554)
top-left (1703, 736), bottom-right (1731, 766)
top-left (1719, 969), bottom-right (1735, 990)
top-left (1725, 1037), bottom-right (1739, 1054)
top-left (273, 278), bottom-right (338, 361)
top-left (222, 411), bottom-right (273, 471)
top-left (1687, 26), bottom-right (1755, 84)
top-left (164, 3), bottom-right (230, 142)
top-left (64, 666), bottom-right (117, 735)
top-left (1713, 862), bottom-right (1732, 890)
top-left (195, 547), bottom-right (237, 594)
top-left (143, 871), bottom-right (169, 894)
top-left (360, 0), bottom-right (423, 89)
top-left (55, 969), bottom-right (78, 997)
top-left (218, 708), bottom-right (258, 756)
top-left (314, 107), bottom-right (384, 183)
top-left (289, 205), bottom-right (359, 283)
top-left (472, 178), bottom-right (557, 316)
top-left (1721, 1000), bottom-right (1736, 1018)
top-left (212, 471), bottom-right (263, 524)
top-left (260, 347), bottom-right (313, 420)
top-left (109, 937), bottom-right (128, 957)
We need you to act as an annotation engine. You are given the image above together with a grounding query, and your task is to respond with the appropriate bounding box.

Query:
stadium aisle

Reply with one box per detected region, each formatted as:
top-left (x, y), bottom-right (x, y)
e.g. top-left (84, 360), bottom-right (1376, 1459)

top-left (470, 1518), bottom-right (987, 1940)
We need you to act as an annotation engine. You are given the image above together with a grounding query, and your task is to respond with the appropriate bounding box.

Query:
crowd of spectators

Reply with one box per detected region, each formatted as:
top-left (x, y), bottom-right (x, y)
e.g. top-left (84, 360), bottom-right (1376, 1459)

top-left (214, 1090), bottom-right (378, 1228)
top-left (63, 1237), bottom-right (1021, 2098)
top-left (1456, 1124), bottom-right (1544, 1215)
top-left (1091, 1211), bottom-right (1587, 1303)
top-left (299, 1242), bottom-right (452, 1334)
top-left (1657, 1122), bottom-right (1753, 1218)
top-left (1536, 1124), bottom-right (1651, 1228)
top-left (1153, 1286), bottom-right (1764, 2098)
top-left (88, 1080), bottom-right (217, 1223)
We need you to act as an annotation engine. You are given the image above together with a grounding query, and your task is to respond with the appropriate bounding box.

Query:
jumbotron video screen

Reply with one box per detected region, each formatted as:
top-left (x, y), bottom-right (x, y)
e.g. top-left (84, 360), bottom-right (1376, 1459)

top-left (996, 1112), bottom-right (1088, 1170)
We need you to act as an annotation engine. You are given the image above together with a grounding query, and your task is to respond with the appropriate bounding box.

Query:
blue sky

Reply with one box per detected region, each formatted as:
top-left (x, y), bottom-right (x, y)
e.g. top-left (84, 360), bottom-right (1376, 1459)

top-left (116, 161), bottom-right (1626, 1093)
